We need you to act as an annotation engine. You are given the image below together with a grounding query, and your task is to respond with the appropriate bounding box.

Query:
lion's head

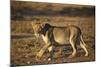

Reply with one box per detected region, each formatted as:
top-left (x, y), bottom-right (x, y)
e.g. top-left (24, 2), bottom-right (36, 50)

top-left (31, 22), bottom-right (51, 38)
top-left (31, 22), bottom-right (44, 37)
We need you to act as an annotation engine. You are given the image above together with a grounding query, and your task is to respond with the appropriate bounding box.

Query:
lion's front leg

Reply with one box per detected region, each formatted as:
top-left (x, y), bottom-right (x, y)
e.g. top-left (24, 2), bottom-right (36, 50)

top-left (48, 45), bottom-right (54, 61)
top-left (36, 34), bottom-right (51, 60)
top-left (36, 44), bottom-right (50, 60)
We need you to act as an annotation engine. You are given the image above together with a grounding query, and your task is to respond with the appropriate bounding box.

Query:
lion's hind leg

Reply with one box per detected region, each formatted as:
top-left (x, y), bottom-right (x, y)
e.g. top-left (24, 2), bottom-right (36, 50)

top-left (80, 35), bottom-right (89, 56)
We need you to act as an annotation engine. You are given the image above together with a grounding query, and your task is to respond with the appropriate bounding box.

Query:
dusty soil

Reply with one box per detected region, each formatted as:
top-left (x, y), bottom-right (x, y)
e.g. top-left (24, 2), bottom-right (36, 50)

top-left (11, 16), bottom-right (95, 66)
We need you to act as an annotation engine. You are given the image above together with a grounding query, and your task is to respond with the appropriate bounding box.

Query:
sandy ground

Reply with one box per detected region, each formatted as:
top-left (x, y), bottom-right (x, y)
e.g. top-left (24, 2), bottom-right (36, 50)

top-left (11, 16), bottom-right (95, 66)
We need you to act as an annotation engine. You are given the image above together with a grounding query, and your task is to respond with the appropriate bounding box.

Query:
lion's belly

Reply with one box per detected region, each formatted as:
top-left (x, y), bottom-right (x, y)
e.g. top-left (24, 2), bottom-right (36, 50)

top-left (53, 28), bottom-right (70, 45)
top-left (54, 36), bottom-right (69, 44)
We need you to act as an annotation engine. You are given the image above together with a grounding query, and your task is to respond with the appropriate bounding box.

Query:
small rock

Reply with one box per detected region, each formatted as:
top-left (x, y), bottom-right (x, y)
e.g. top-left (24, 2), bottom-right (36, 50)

top-left (27, 61), bottom-right (31, 64)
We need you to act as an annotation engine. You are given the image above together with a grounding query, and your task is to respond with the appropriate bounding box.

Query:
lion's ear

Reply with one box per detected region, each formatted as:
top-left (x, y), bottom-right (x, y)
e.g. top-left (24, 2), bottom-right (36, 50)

top-left (43, 23), bottom-right (51, 29)
top-left (44, 23), bottom-right (51, 27)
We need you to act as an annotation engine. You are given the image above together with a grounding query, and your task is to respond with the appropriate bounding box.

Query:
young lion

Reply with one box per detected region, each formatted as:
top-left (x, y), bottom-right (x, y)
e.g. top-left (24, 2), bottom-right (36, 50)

top-left (32, 22), bottom-right (89, 61)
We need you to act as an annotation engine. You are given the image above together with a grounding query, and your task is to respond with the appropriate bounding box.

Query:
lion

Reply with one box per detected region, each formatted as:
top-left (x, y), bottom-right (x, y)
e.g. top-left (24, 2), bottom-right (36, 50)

top-left (31, 22), bottom-right (89, 61)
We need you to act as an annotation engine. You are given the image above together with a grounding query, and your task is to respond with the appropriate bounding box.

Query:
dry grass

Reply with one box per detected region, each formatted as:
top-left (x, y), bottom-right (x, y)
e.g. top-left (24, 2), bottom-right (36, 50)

top-left (11, 16), bottom-right (95, 66)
